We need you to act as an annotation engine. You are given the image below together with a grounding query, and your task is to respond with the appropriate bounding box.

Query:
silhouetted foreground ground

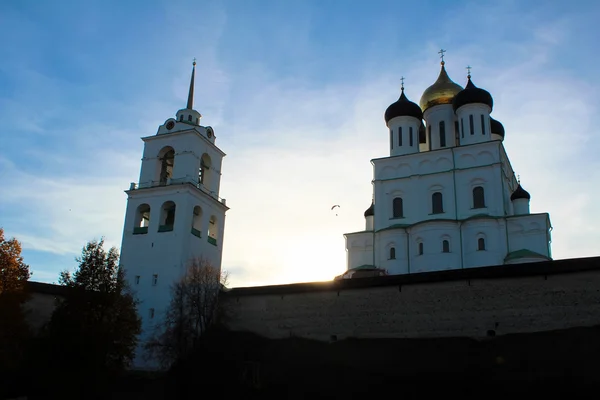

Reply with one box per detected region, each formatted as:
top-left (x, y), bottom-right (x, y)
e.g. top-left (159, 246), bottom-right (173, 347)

top-left (10, 325), bottom-right (600, 399)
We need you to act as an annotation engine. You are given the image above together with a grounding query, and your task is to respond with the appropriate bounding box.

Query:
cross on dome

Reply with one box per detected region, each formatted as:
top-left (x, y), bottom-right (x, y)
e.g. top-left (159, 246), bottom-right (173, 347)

top-left (438, 49), bottom-right (446, 64)
top-left (466, 65), bottom-right (472, 78)
top-left (400, 76), bottom-right (405, 90)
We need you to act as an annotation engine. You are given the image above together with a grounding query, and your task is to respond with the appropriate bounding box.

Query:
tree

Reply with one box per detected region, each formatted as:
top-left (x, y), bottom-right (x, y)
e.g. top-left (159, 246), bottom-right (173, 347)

top-left (145, 256), bottom-right (229, 369)
top-left (40, 238), bottom-right (141, 391)
top-left (0, 228), bottom-right (31, 375)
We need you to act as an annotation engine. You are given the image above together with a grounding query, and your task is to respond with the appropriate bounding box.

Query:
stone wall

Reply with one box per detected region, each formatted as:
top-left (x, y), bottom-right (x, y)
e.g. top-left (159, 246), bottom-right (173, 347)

top-left (222, 257), bottom-right (600, 341)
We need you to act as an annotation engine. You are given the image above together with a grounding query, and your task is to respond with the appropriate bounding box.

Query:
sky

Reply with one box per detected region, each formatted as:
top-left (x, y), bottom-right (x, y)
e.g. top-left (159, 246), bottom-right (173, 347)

top-left (1, 0), bottom-right (599, 288)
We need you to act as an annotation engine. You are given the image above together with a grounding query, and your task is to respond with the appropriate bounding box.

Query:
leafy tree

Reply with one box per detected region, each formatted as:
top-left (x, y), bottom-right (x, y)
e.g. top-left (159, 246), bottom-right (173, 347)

top-left (145, 256), bottom-right (228, 369)
top-left (0, 228), bottom-right (31, 374)
top-left (39, 238), bottom-right (141, 394)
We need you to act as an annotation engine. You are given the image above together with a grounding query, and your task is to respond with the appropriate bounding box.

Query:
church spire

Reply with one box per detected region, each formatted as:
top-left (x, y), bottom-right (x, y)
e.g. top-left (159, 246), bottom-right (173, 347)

top-left (187, 59), bottom-right (196, 110)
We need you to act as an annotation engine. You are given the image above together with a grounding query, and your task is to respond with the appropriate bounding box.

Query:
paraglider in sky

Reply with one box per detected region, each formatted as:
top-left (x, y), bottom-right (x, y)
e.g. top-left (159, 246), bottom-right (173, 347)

top-left (331, 204), bottom-right (340, 216)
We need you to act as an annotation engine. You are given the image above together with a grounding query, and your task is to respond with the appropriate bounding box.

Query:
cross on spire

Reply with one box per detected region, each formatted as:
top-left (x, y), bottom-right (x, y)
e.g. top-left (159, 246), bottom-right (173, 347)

top-left (193, 57), bottom-right (197, 66)
top-left (438, 49), bottom-right (446, 64)
top-left (187, 59), bottom-right (196, 110)
top-left (400, 76), bottom-right (405, 90)
top-left (517, 174), bottom-right (521, 184)
top-left (466, 65), bottom-right (472, 78)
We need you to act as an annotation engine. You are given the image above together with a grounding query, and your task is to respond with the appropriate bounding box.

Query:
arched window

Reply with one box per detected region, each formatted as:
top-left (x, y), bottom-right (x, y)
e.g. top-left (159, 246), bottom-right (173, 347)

top-left (208, 215), bottom-right (218, 245)
top-left (133, 204), bottom-right (151, 234)
top-left (439, 121), bottom-right (446, 147)
top-left (427, 125), bottom-right (432, 149)
top-left (188, 115), bottom-right (192, 122)
top-left (159, 201), bottom-right (176, 232)
top-left (419, 126), bottom-right (426, 144)
top-left (409, 127), bottom-right (413, 146)
top-left (480, 115), bottom-right (486, 135)
top-left (461, 118), bottom-right (464, 138)
top-left (198, 153), bottom-right (212, 187)
top-left (473, 186), bottom-right (485, 209)
top-left (442, 240), bottom-right (450, 253)
top-left (469, 115), bottom-right (474, 135)
top-left (392, 197), bottom-right (404, 218)
top-left (432, 192), bottom-right (443, 214)
top-left (398, 127), bottom-right (403, 146)
top-left (191, 206), bottom-right (202, 238)
top-left (478, 237), bottom-right (486, 251)
top-left (389, 247), bottom-right (396, 260)
top-left (158, 147), bottom-right (175, 185)
top-left (418, 242), bottom-right (424, 255)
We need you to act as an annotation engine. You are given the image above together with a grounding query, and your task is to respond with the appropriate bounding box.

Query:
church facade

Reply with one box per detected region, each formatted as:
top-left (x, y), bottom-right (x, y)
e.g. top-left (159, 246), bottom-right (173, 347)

top-left (118, 62), bottom-right (229, 366)
top-left (343, 57), bottom-right (552, 277)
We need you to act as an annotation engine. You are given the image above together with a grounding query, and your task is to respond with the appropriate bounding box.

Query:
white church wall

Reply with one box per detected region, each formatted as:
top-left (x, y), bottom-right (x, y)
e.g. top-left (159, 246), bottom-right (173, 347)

top-left (454, 164), bottom-right (504, 219)
top-left (388, 116), bottom-right (421, 157)
top-left (455, 103), bottom-right (491, 146)
top-left (377, 229), bottom-right (409, 275)
top-left (507, 214), bottom-right (551, 258)
top-left (461, 218), bottom-right (506, 268)
top-left (408, 221), bottom-right (460, 273)
top-left (345, 232), bottom-right (374, 269)
top-left (423, 104), bottom-right (457, 150)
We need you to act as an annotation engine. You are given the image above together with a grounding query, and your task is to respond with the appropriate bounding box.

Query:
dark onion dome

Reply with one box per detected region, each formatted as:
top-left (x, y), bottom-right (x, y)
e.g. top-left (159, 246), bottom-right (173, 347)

top-left (419, 62), bottom-right (463, 112)
top-left (384, 88), bottom-right (423, 125)
top-left (364, 202), bottom-right (374, 217)
top-left (510, 184), bottom-right (531, 201)
top-left (452, 76), bottom-right (493, 112)
top-left (490, 117), bottom-right (505, 137)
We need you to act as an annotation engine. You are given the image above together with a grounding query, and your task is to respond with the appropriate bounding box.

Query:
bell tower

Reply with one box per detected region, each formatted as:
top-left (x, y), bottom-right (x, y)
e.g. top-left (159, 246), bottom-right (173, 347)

top-left (119, 61), bottom-right (229, 367)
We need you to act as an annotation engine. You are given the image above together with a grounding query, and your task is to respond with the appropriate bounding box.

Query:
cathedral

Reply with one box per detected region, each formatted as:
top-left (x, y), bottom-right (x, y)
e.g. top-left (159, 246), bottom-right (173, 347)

top-left (342, 53), bottom-right (552, 278)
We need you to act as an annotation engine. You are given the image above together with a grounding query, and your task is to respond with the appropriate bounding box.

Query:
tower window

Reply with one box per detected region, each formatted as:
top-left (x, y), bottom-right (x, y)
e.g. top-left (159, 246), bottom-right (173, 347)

top-left (419, 126), bottom-right (426, 144)
top-left (442, 240), bottom-right (450, 253)
top-left (389, 247), bottom-right (396, 260)
top-left (196, 117), bottom-right (200, 125)
top-left (469, 115), bottom-right (474, 135)
top-left (135, 275), bottom-right (140, 285)
top-left (159, 201), bottom-right (176, 231)
top-left (427, 125), bottom-right (432, 149)
top-left (432, 192), bottom-right (443, 214)
top-left (392, 197), bottom-right (404, 218)
top-left (455, 121), bottom-right (459, 143)
top-left (398, 127), bottom-right (403, 146)
top-left (481, 115), bottom-right (486, 135)
top-left (461, 118), bottom-right (464, 138)
top-left (158, 147), bottom-right (175, 185)
top-left (199, 153), bottom-right (212, 187)
top-left (208, 215), bottom-right (218, 245)
top-left (188, 115), bottom-right (192, 122)
top-left (133, 204), bottom-right (151, 234)
top-left (473, 186), bottom-right (485, 209)
top-left (418, 242), bottom-right (424, 255)
top-left (390, 129), bottom-right (393, 149)
top-left (439, 121), bottom-right (446, 147)
top-left (152, 274), bottom-right (158, 286)
top-left (409, 127), bottom-right (414, 146)
top-left (179, 115), bottom-right (183, 122)
top-left (149, 308), bottom-right (155, 319)
top-left (478, 238), bottom-right (486, 251)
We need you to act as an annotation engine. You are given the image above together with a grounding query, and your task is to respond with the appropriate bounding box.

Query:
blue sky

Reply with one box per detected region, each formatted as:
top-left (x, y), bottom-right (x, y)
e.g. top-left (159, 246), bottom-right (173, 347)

top-left (1, 0), bottom-right (599, 287)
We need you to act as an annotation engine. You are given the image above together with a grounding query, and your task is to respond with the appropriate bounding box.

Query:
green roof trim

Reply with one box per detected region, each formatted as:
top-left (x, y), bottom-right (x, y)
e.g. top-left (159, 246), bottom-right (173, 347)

top-left (504, 249), bottom-right (550, 262)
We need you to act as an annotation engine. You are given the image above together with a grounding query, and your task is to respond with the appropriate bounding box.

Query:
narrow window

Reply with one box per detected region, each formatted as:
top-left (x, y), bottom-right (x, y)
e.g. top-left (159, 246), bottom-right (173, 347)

top-left (196, 117), bottom-right (200, 125)
top-left (455, 121), bottom-right (459, 139)
top-left (427, 125), bottom-right (432, 149)
top-left (135, 275), bottom-right (140, 285)
top-left (442, 240), bottom-right (450, 253)
top-left (480, 115), bottom-right (485, 135)
top-left (390, 129), bottom-right (393, 149)
top-left (469, 115), bottom-right (474, 135)
top-left (478, 238), bottom-right (486, 251)
top-left (392, 197), bottom-right (404, 218)
top-left (159, 148), bottom-right (175, 185)
top-left (419, 126), bottom-right (426, 144)
top-left (439, 121), bottom-right (446, 147)
top-left (432, 192), bottom-right (443, 214)
top-left (152, 274), bottom-right (158, 286)
top-left (409, 127), bottom-right (414, 146)
top-left (149, 308), bottom-right (155, 319)
top-left (398, 127), bottom-right (403, 146)
top-left (418, 242), bottom-right (424, 255)
top-left (179, 115), bottom-right (183, 122)
top-left (188, 115), bottom-right (192, 122)
top-left (461, 118), bottom-right (464, 138)
top-left (473, 186), bottom-right (485, 209)
top-left (389, 247), bottom-right (396, 260)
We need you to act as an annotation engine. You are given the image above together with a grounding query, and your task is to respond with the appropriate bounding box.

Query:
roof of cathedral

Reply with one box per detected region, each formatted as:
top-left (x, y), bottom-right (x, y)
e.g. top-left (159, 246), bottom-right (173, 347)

top-left (384, 88), bottom-right (423, 124)
top-left (490, 117), bottom-right (505, 137)
top-left (364, 201), bottom-right (374, 217)
top-left (419, 62), bottom-right (463, 112)
top-left (452, 76), bottom-right (493, 112)
top-left (511, 184), bottom-right (531, 201)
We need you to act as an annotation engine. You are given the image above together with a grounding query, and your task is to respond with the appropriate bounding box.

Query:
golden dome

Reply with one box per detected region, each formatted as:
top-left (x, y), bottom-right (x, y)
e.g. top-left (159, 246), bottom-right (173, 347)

top-left (419, 62), bottom-right (463, 112)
